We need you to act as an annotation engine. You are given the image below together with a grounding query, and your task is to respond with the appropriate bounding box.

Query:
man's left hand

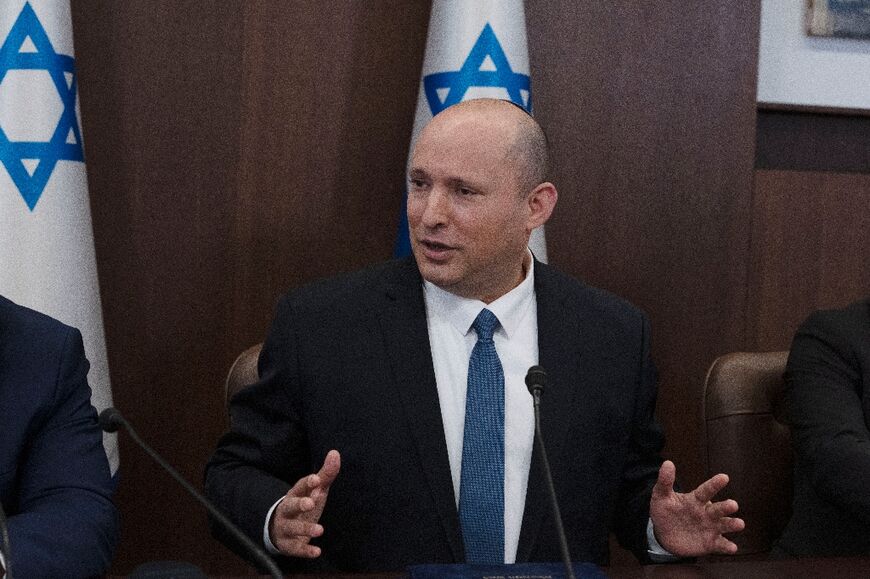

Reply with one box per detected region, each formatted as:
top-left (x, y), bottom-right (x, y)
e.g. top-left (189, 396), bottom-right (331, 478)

top-left (649, 460), bottom-right (745, 557)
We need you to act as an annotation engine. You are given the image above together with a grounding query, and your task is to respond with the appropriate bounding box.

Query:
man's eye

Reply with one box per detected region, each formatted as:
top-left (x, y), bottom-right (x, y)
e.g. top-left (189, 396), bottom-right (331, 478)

top-left (458, 187), bottom-right (474, 196)
top-left (409, 179), bottom-right (426, 189)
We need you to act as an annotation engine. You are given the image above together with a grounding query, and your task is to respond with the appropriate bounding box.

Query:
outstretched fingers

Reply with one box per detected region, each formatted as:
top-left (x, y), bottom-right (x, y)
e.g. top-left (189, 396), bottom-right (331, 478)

top-left (279, 494), bottom-right (316, 519)
top-left (717, 515), bottom-right (745, 535)
top-left (276, 518), bottom-right (324, 540)
top-left (693, 473), bottom-right (729, 504)
top-left (277, 538), bottom-right (322, 559)
top-left (288, 472), bottom-right (321, 499)
top-left (317, 449), bottom-right (341, 489)
top-left (652, 460), bottom-right (677, 499)
top-left (706, 498), bottom-right (740, 518)
top-left (270, 450), bottom-right (342, 559)
top-left (711, 535), bottom-right (739, 555)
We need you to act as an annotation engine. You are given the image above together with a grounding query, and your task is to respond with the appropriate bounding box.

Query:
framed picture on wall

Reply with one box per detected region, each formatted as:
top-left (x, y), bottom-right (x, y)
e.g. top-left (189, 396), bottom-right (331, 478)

top-left (807, 0), bottom-right (870, 39)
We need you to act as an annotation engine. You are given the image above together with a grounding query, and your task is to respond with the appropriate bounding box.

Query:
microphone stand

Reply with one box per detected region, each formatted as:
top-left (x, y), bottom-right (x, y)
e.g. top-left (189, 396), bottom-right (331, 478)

top-left (100, 409), bottom-right (283, 579)
top-left (527, 367), bottom-right (576, 579)
top-left (0, 500), bottom-right (12, 579)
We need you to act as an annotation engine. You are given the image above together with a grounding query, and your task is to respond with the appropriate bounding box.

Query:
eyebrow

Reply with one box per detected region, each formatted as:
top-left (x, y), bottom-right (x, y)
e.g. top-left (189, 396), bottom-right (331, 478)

top-left (407, 169), bottom-right (485, 192)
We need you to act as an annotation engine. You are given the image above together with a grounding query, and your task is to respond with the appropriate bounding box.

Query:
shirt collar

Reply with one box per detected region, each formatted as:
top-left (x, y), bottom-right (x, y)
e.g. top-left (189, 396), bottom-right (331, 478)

top-left (422, 251), bottom-right (536, 340)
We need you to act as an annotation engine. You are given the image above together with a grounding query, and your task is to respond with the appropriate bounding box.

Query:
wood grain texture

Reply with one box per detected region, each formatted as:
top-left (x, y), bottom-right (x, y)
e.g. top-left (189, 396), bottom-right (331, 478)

top-left (748, 170), bottom-right (870, 352)
top-left (527, 0), bottom-right (760, 493)
top-left (757, 109), bottom-right (870, 173)
top-left (72, 0), bottom-right (249, 572)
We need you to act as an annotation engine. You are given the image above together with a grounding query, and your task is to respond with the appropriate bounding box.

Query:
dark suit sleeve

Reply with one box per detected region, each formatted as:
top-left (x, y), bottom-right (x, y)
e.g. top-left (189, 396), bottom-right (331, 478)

top-left (205, 295), bottom-right (312, 565)
top-left (7, 327), bottom-right (118, 579)
top-left (784, 309), bottom-right (870, 524)
top-left (613, 313), bottom-right (665, 560)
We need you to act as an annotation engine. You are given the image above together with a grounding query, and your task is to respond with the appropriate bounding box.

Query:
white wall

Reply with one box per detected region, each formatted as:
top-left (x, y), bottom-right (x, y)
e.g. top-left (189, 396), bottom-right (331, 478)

top-left (758, 0), bottom-right (870, 109)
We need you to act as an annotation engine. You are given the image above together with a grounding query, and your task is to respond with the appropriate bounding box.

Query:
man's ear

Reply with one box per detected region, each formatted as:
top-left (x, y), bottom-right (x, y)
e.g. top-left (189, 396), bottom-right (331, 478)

top-left (526, 182), bottom-right (558, 231)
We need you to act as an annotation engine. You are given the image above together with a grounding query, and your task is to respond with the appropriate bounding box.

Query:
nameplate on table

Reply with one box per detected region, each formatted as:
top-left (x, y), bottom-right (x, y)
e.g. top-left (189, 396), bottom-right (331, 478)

top-left (407, 561), bottom-right (606, 579)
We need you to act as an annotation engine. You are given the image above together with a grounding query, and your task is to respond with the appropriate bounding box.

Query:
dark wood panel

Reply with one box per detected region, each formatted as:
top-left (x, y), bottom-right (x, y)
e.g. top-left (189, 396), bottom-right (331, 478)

top-left (528, 1), bottom-right (760, 495)
top-left (229, 1), bottom-right (430, 349)
top-left (73, 0), bottom-right (249, 573)
top-left (747, 170), bottom-right (870, 351)
top-left (756, 109), bottom-right (870, 173)
top-left (758, 102), bottom-right (870, 118)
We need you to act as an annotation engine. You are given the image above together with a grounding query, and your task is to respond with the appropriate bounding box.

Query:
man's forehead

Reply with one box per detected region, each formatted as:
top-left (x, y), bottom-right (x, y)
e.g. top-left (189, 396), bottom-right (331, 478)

top-left (416, 112), bottom-right (516, 159)
top-left (412, 128), bottom-right (511, 173)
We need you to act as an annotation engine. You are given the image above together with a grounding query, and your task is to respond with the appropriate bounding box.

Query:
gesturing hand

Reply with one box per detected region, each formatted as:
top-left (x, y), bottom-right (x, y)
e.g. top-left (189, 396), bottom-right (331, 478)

top-left (268, 449), bottom-right (341, 558)
top-left (649, 460), bottom-right (745, 557)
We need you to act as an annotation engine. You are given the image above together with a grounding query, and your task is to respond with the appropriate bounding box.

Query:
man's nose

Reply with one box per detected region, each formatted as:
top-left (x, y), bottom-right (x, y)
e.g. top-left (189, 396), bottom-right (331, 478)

top-left (420, 188), bottom-right (450, 228)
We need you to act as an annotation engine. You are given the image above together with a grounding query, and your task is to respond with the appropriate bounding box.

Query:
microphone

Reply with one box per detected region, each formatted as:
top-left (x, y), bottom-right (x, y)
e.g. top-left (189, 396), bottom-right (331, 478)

top-left (525, 365), bottom-right (547, 398)
top-left (525, 366), bottom-right (575, 579)
top-left (99, 408), bottom-right (282, 579)
top-left (97, 407), bottom-right (124, 433)
top-left (0, 499), bottom-right (12, 579)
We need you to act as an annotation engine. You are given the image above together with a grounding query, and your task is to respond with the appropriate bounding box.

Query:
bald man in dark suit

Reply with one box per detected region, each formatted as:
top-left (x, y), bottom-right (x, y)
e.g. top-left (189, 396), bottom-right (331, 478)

top-left (206, 99), bottom-right (743, 572)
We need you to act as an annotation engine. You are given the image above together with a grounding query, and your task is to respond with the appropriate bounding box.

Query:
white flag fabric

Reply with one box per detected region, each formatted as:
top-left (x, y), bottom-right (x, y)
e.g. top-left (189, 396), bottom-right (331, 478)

top-left (0, 0), bottom-right (117, 473)
top-left (396, 0), bottom-right (547, 262)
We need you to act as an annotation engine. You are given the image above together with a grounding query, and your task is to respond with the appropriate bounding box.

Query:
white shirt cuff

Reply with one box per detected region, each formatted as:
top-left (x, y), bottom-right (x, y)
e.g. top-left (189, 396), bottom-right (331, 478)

top-left (263, 496), bottom-right (285, 555)
top-left (647, 518), bottom-right (679, 562)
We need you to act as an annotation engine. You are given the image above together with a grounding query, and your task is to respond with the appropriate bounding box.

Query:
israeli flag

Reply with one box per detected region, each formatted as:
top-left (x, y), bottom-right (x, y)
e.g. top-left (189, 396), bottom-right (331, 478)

top-left (396, 0), bottom-right (547, 262)
top-left (0, 0), bottom-right (117, 474)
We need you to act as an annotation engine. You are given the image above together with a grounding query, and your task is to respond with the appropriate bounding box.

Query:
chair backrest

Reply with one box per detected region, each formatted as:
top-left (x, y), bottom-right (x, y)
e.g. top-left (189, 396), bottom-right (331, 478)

top-left (702, 351), bottom-right (791, 556)
top-left (225, 343), bottom-right (263, 408)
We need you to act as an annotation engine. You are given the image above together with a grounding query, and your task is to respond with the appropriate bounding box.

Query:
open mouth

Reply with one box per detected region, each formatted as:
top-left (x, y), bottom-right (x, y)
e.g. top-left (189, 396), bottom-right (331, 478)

top-left (418, 239), bottom-right (456, 260)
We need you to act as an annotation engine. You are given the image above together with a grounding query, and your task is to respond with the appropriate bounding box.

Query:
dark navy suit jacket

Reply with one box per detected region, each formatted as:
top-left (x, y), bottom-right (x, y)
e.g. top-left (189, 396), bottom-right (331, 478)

top-left (206, 258), bottom-right (664, 572)
top-left (776, 299), bottom-right (870, 556)
top-left (0, 295), bottom-right (118, 578)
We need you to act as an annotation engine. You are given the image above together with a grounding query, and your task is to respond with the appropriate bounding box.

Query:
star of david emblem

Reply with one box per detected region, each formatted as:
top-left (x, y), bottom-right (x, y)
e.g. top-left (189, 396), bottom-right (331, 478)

top-left (423, 23), bottom-right (531, 117)
top-left (0, 2), bottom-right (84, 211)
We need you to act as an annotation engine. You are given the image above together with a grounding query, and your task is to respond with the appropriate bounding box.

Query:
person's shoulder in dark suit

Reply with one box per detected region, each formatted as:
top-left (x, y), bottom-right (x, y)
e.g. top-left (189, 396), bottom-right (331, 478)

top-left (535, 260), bottom-right (664, 555)
top-left (0, 295), bottom-right (119, 578)
top-left (535, 259), bottom-right (648, 321)
top-left (775, 297), bottom-right (870, 557)
top-left (281, 256), bottom-right (420, 309)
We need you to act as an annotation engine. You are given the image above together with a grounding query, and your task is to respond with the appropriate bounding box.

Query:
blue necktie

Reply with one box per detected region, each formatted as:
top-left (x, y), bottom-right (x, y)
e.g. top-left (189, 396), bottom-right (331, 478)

top-left (459, 308), bottom-right (505, 564)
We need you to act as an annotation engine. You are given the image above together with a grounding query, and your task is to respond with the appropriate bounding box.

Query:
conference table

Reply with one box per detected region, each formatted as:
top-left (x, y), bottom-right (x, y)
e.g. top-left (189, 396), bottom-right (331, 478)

top-left (605, 556), bottom-right (870, 578)
top-left (229, 556), bottom-right (870, 579)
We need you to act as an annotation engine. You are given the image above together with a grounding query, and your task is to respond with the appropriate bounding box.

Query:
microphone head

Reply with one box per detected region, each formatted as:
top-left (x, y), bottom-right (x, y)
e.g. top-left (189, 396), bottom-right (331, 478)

top-left (525, 365), bottom-right (547, 395)
top-left (98, 407), bottom-right (125, 433)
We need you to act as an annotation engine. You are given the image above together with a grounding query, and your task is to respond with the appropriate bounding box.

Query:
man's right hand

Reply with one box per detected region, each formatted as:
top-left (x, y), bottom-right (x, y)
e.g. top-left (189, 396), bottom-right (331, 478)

top-left (268, 449), bottom-right (341, 558)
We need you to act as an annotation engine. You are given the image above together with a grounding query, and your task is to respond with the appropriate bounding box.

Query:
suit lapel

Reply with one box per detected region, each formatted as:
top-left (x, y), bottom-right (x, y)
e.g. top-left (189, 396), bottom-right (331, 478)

top-left (377, 259), bottom-right (464, 562)
top-left (517, 262), bottom-right (583, 561)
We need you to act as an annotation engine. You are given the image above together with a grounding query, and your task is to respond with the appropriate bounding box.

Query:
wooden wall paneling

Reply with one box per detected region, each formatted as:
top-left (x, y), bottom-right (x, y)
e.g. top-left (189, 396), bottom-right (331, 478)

top-left (527, 1), bottom-right (761, 493)
top-left (230, 1), bottom-right (429, 351)
top-left (74, 0), bottom-right (250, 573)
top-left (756, 108), bottom-right (870, 174)
top-left (748, 170), bottom-right (870, 351)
